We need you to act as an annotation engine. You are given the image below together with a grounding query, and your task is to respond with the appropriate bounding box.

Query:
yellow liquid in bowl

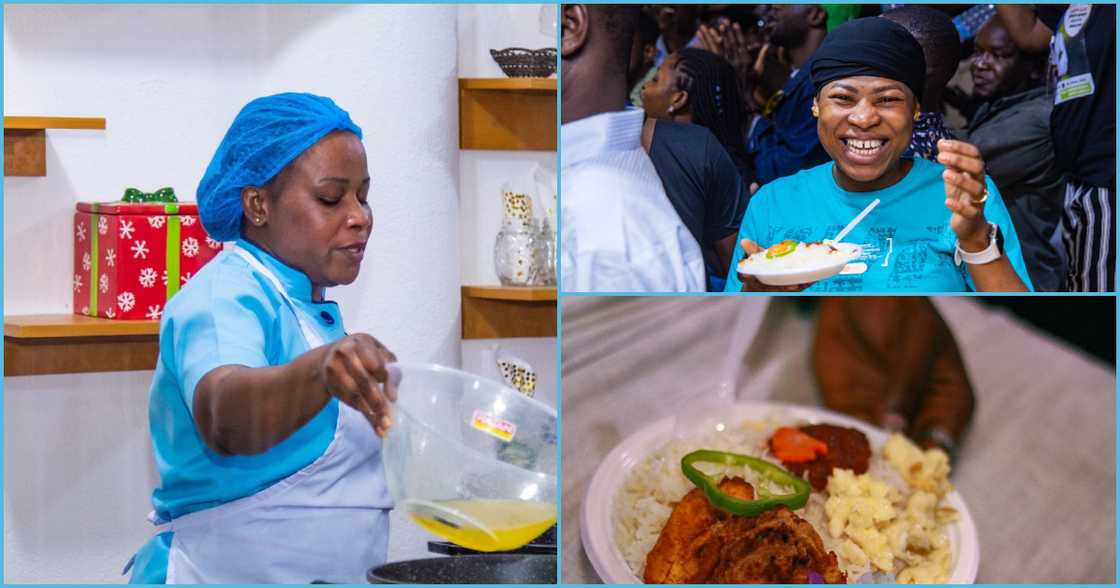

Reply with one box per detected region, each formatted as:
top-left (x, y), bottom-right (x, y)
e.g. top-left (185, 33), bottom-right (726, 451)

top-left (409, 499), bottom-right (556, 552)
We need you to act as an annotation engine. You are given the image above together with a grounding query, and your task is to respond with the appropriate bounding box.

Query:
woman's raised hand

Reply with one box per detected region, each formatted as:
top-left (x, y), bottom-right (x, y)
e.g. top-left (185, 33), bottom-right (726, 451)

top-left (937, 139), bottom-right (991, 250)
top-left (319, 333), bottom-right (399, 437)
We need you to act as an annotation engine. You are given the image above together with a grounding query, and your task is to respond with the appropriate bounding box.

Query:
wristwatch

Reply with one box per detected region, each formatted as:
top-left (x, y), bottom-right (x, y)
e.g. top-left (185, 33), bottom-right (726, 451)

top-left (954, 222), bottom-right (1002, 266)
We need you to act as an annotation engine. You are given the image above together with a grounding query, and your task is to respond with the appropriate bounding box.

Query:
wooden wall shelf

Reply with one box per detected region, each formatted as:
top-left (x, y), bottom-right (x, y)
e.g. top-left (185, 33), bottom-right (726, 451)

top-left (461, 286), bottom-right (556, 339)
top-left (459, 78), bottom-right (556, 151)
top-left (4, 116), bottom-right (106, 177)
top-left (4, 314), bottom-right (158, 376)
top-left (459, 78), bottom-right (556, 92)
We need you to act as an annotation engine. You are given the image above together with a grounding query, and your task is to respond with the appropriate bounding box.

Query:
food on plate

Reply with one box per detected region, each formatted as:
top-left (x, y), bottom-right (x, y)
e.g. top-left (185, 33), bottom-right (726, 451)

top-left (643, 477), bottom-right (755, 583)
top-left (680, 450), bottom-right (811, 516)
top-left (644, 474), bottom-right (845, 584)
top-left (706, 506), bottom-right (847, 584)
top-left (826, 469), bottom-right (958, 583)
top-left (738, 240), bottom-right (853, 273)
top-left (770, 426), bottom-right (830, 463)
top-left (883, 434), bottom-right (953, 497)
top-left (614, 414), bottom-right (960, 584)
top-left (775, 424), bottom-right (872, 490)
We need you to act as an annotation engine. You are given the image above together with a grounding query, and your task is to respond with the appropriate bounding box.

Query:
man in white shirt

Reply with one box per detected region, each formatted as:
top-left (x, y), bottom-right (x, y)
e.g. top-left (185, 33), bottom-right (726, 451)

top-left (560, 4), bottom-right (706, 292)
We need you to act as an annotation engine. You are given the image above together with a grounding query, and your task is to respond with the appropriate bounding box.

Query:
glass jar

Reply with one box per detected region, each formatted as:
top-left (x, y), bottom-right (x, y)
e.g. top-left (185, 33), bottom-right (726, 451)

top-left (494, 220), bottom-right (536, 287)
top-left (532, 218), bottom-right (556, 286)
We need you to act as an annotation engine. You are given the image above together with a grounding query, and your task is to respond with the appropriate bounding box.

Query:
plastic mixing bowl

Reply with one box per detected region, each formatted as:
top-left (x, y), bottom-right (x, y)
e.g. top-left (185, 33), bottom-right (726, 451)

top-left (382, 363), bottom-right (557, 553)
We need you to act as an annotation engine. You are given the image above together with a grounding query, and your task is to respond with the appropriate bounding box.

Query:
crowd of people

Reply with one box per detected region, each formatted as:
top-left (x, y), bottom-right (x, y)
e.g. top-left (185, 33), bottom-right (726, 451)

top-left (560, 4), bottom-right (1115, 292)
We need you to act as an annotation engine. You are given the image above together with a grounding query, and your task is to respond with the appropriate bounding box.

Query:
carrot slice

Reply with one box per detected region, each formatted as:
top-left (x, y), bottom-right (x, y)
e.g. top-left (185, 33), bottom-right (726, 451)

top-left (770, 427), bottom-right (829, 463)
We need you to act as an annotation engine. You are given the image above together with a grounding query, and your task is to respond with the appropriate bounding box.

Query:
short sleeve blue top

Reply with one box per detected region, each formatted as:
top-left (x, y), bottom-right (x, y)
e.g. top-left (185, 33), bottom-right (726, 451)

top-left (147, 239), bottom-right (348, 520)
top-left (724, 158), bottom-right (1035, 292)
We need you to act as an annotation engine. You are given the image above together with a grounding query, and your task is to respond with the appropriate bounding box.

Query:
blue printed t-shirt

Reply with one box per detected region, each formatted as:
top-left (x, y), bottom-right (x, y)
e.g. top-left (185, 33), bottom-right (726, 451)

top-left (147, 239), bottom-right (347, 521)
top-left (724, 158), bottom-right (1035, 292)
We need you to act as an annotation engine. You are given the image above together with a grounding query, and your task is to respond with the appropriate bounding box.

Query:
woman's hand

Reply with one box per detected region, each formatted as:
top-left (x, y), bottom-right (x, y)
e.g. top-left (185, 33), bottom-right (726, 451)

top-left (938, 139), bottom-right (991, 251)
top-left (752, 43), bottom-right (791, 108)
top-left (737, 239), bottom-right (814, 292)
top-left (813, 297), bottom-right (974, 462)
top-left (937, 139), bottom-right (1030, 291)
top-left (319, 333), bottom-right (399, 437)
top-left (699, 22), bottom-right (764, 113)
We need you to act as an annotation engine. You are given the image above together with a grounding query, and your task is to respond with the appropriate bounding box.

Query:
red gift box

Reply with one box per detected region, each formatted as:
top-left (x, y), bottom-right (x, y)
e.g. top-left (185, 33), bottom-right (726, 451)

top-left (73, 201), bottom-right (223, 320)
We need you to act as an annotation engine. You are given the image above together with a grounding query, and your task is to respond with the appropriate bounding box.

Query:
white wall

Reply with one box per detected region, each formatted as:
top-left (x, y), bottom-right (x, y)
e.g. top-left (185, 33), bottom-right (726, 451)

top-left (455, 5), bottom-right (558, 429)
top-left (456, 4), bottom-right (556, 285)
top-left (3, 4), bottom-right (464, 582)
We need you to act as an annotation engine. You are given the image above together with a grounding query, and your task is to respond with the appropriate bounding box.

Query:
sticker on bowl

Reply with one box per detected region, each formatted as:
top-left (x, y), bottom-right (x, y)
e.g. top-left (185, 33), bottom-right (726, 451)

top-left (471, 409), bottom-right (517, 442)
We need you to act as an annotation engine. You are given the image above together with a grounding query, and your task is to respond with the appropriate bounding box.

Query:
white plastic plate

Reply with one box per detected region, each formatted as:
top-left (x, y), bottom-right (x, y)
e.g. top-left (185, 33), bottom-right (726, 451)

top-left (737, 243), bottom-right (863, 286)
top-left (580, 402), bottom-right (979, 584)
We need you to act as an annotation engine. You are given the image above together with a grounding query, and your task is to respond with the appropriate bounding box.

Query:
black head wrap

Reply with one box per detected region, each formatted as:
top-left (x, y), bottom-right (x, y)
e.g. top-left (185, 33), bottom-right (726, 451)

top-left (810, 17), bottom-right (926, 101)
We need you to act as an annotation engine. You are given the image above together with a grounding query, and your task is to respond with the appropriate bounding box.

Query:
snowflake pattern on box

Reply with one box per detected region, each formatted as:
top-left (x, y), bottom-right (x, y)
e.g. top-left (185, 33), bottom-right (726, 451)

top-left (118, 291), bottom-right (136, 312)
top-left (139, 267), bottom-right (158, 288)
top-left (73, 202), bottom-right (221, 319)
top-left (182, 237), bottom-right (199, 258)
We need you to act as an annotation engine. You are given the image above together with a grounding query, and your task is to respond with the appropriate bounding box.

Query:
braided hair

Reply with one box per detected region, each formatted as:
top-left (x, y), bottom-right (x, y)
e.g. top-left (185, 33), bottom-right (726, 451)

top-left (672, 48), bottom-right (752, 181)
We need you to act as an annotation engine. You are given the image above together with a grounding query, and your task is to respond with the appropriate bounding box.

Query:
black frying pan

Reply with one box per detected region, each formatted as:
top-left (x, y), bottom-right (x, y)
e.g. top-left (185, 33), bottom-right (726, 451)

top-left (367, 554), bottom-right (556, 584)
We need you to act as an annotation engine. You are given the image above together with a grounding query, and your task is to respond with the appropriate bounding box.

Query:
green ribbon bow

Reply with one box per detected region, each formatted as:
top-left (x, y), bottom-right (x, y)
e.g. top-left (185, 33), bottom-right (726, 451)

top-left (122, 187), bottom-right (178, 203)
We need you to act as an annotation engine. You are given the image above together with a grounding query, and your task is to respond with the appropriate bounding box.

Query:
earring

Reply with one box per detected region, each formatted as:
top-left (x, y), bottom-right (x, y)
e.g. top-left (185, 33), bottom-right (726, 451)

top-left (668, 105), bottom-right (675, 114)
top-left (914, 111), bottom-right (921, 121)
top-left (811, 106), bottom-right (819, 117)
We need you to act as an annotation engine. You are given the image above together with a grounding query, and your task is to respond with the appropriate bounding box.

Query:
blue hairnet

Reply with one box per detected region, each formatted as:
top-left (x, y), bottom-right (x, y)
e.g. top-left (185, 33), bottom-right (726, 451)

top-left (197, 92), bottom-right (363, 242)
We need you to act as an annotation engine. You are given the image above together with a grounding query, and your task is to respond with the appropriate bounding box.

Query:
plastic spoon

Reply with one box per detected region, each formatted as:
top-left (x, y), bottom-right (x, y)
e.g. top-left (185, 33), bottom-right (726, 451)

top-left (830, 198), bottom-right (880, 244)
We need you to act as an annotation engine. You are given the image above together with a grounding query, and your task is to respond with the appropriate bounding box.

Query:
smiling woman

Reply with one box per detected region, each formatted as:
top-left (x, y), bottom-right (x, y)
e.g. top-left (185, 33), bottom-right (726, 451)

top-left (725, 17), bottom-right (1035, 293)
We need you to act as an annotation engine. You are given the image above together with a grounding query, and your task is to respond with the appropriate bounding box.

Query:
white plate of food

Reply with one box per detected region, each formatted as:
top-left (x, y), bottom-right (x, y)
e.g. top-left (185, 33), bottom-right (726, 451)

top-left (737, 241), bottom-right (863, 286)
top-left (581, 402), bottom-right (979, 584)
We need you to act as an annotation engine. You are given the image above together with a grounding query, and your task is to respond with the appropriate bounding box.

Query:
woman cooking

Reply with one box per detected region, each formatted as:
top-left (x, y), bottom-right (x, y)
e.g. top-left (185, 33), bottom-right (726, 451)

top-left (725, 17), bottom-right (1034, 292)
top-left (125, 93), bottom-right (399, 583)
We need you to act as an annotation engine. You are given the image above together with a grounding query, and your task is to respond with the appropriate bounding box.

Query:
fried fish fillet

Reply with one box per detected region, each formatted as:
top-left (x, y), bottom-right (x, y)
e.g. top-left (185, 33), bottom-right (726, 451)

top-left (708, 506), bottom-right (847, 584)
top-left (643, 477), bottom-right (754, 583)
top-left (644, 481), bottom-right (846, 584)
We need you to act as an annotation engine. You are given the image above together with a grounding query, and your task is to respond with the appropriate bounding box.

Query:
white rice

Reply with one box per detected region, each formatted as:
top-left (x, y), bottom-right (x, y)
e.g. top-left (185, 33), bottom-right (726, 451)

top-left (612, 414), bottom-right (912, 582)
top-left (740, 241), bottom-right (848, 272)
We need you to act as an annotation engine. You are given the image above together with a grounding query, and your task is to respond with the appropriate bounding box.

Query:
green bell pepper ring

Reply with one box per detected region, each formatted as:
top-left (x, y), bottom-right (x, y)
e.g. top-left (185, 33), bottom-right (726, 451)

top-left (765, 239), bottom-right (799, 259)
top-left (681, 449), bottom-right (812, 516)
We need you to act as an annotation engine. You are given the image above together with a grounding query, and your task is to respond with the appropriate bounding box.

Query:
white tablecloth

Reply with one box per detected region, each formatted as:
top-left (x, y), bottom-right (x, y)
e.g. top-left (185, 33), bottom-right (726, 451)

top-left (561, 297), bottom-right (1115, 583)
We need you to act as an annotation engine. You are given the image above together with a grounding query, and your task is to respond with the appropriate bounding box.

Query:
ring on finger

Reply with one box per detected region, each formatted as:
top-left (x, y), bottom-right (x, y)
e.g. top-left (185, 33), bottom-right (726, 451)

top-left (970, 184), bottom-right (989, 205)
